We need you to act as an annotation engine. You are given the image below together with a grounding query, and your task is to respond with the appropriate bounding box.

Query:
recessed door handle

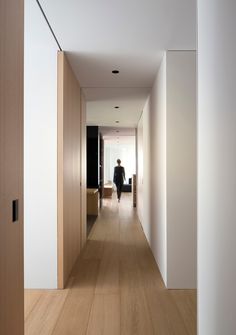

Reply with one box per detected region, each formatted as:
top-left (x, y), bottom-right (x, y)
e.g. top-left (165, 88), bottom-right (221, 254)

top-left (12, 199), bottom-right (19, 222)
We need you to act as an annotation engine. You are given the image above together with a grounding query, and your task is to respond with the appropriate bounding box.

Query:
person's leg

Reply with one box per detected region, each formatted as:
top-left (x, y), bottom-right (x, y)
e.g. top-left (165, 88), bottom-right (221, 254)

top-left (118, 183), bottom-right (123, 201)
top-left (116, 183), bottom-right (120, 199)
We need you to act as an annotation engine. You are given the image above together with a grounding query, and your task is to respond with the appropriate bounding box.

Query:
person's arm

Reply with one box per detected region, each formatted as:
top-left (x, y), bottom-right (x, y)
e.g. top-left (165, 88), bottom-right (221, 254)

top-left (123, 167), bottom-right (126, 181)
top-left (113, 167), bottom-right (116, 183)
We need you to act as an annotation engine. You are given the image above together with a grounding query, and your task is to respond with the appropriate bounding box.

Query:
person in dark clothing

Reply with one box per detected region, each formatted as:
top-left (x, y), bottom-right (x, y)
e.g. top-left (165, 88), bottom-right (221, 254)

top-left (113, 159), bottom-right (125, 202)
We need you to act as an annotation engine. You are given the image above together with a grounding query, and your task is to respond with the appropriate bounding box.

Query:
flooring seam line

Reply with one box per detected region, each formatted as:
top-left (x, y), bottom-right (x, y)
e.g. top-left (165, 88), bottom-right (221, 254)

top-left (24, 292), bottom-right (43, 323)
top-left (119, 215), bottom-right (122, 335)
top-left (134, 232), bottom-right (156, 334)
top-left (84, 293), bottom-right (95, 335)
top-left (135, 251), bottom-right (157, 335)
top-left (49, 286), bottom-right (73, 335)
top-left (86, 254), bottom-right (103, 334)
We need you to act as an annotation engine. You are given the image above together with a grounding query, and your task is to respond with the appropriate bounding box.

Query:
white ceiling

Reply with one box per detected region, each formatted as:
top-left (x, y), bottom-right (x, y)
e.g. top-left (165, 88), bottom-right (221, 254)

top-left (100, 127), bottom-right (135, 138)
top-left (40, 0), bottom-right (196, 127)
top-left (84, 87), bottom-right (149, 127)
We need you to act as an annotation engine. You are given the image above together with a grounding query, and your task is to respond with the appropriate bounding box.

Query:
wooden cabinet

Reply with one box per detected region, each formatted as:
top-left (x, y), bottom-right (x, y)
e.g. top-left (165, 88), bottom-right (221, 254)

top-left (87, 189), bottom-right (99, 215)
top-left (104, 184), bottom-right (113, 198)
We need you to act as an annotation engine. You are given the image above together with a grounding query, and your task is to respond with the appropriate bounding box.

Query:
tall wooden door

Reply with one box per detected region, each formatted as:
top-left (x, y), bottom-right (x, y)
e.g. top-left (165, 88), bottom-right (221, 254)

top-left (0, 1), bottom-right (24, 334)
top-left (80, 91), bottom-right (87, 248)
top-left (57, 52), bottom-right (82, 288)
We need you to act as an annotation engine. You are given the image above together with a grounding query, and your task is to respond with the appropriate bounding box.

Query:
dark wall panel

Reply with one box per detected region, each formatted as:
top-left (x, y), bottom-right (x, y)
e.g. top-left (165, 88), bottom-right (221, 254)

top-left (87, 126), bottom-right (99, 188)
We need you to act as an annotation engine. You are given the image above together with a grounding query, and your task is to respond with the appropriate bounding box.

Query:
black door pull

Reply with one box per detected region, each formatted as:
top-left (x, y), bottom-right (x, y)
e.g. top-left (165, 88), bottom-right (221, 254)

top-left (12, 199), bottom-right (19, 222)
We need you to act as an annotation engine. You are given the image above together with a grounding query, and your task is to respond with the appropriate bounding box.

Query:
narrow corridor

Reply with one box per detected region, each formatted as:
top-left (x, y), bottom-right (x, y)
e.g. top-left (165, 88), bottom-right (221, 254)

top-left (25, 194), bottom-right (196, 335)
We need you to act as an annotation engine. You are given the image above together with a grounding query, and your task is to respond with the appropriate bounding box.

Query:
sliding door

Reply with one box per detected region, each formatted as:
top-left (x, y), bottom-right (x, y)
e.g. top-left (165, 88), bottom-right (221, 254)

top-left (0, 0), bottom-right (24, 334)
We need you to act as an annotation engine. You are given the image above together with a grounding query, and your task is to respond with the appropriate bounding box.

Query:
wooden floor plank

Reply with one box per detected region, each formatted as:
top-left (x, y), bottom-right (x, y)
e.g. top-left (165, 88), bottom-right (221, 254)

top-left (51, 292), bottom-right (94, 335)
top-left (120, 259), bottom-right (154, 335)
top-left (95, 215), bottom-right (120, 295)
top-left (24, 290), bottom-right (43, 320)
top-left (71, 259), bottom-right (100, 293)
top-left (170, 290), bottom-right (197, 334)
top-left (25, 290), bottom-right (69, 335)
top-left (86, 294), bottom-right (120, 335)
top-left (25, 193), bottom-right (197, 335)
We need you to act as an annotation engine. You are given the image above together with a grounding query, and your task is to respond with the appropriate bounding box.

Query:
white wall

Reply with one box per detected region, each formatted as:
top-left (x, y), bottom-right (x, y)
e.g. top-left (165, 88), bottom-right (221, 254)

top-left (140, 99), bottom-right (152, 248)
top-left (137, 115), bottom-right (144, 224)
top-left (137, 56), bottom-right (167, 283)
top-left (150, 55), bottom-right (167, 284)
top-left (24, 0), bottom-right (58, 288)
top-left (166, 51), bottom-right (197, 288)
top-left (137, 51), bottom-right (196, 289)
top-left (198, 1), bottom-right (236, 334)
top-left (104, 136), bottom-right (136, 184)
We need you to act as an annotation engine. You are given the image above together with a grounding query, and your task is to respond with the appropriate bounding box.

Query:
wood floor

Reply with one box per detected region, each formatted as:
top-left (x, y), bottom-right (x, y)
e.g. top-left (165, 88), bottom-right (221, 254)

top-left (25, 194), bottom-right (197, 335)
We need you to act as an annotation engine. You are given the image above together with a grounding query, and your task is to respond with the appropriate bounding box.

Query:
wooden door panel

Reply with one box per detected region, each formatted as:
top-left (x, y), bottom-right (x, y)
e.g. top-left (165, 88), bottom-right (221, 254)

top-left (80, 91), bottom-right (87, 248)
top-left (0, 0), bottom-right (24, 334)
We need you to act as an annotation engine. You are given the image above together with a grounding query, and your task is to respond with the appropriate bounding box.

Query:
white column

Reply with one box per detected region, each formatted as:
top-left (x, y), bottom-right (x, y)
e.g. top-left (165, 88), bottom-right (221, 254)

top-left (198, 1), bottom-right (236, 334)
top-left (137, 51), bottom-right (197, 289)
top-left (166, 51), bottom-right (197, 289)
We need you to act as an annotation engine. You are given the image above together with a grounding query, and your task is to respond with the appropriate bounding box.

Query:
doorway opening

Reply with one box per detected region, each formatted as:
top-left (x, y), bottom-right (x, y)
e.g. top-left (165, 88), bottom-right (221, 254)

top-left (86, 126), bottom-right (137, 236)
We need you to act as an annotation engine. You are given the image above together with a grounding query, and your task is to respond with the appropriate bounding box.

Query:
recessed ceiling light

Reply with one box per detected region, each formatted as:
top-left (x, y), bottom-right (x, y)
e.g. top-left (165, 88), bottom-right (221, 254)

top-left (112, 70), bottom-right (119, 74)
top-left (114, 106), bottom-right (119, 109)
top-left (115, 120), bottom-right (119, 123)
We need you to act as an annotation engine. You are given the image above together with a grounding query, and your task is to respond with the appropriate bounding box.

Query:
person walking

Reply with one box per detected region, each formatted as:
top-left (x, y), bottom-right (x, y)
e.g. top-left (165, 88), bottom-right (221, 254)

top-left (113, 159), bottom-right (125, 202)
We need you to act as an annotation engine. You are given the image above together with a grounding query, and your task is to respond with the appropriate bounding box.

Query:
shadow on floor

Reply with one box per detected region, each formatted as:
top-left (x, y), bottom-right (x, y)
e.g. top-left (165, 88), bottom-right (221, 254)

top-left (87, 215), bottom-right (97, 237)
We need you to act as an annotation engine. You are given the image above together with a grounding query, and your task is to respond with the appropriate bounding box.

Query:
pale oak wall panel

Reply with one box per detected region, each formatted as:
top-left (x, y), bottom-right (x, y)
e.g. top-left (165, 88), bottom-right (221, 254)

top-left (80, 91), bottom-right (87, 248)
top-left (0, 0), bottom-right (24, 334)
top-left (58, 52), bottom-right (82, 288)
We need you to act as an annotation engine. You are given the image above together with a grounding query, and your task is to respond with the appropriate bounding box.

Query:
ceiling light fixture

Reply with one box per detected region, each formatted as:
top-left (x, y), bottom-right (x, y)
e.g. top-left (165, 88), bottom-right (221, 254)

top-left (112, 70), bottom-right (119, 74)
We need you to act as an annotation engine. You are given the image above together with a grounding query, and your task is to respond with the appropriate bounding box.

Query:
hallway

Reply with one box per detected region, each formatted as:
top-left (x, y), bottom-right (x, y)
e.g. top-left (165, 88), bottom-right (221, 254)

top-left (25, 194), bottom-right (196, 335)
